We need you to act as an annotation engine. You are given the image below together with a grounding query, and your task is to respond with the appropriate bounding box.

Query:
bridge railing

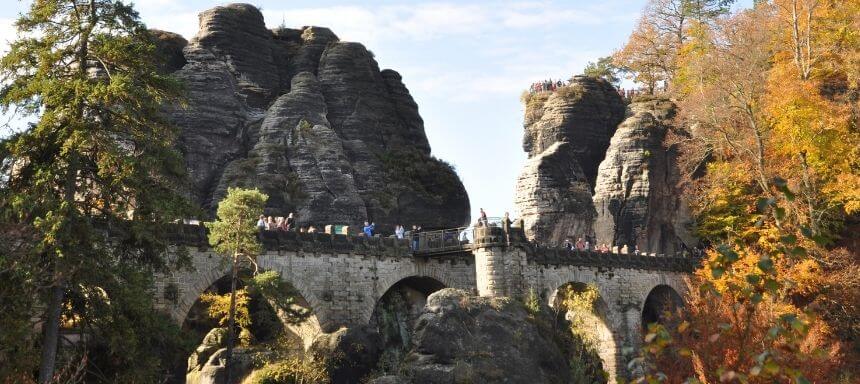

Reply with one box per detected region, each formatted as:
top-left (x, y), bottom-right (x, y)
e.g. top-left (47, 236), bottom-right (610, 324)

top-left (413, 226), bottom-right (475, 254)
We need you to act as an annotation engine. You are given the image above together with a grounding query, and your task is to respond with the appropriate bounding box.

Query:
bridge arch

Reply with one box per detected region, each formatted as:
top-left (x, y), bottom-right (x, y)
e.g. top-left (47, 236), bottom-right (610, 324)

top-left (173, 256), bottom-right (324, 349)
top-left (370, 275), bottom-right (447, 372)
top-left (641, 284), bottom-right (684, 331)
top-left (549, 281), bottom-right (620, 383)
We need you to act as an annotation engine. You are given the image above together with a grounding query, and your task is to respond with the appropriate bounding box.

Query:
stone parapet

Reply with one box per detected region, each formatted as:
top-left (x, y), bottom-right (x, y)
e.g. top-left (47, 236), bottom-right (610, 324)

top-left (166, 224), bottom-right (412, 258)
top-left (524, 247), bottom-right (700, 272)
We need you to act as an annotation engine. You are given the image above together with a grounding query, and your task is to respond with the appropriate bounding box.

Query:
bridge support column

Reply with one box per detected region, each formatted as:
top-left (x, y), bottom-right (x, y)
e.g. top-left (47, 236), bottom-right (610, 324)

top-left (473, 226), bottom-right (527, 298)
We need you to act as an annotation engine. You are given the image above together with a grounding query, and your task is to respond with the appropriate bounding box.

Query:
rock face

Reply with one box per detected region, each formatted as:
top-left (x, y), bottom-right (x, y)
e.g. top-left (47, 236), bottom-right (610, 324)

top-left (515, 76), bottom-right (626, 245)
top-left (379, 289), bottom-right (600, 384)
top-left (186, 328), bottom-right (259, 384)
top-left (592, 98), bottom-right (695, 254)
top-left (309, 325), bottom-right (383, 384)
top-left (160, 3), bottom-right (469, 229)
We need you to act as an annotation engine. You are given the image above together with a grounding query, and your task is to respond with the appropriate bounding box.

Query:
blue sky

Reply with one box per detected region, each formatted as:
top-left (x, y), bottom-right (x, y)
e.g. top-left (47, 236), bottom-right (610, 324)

top-left (0, 0), bottom-right (660, 222)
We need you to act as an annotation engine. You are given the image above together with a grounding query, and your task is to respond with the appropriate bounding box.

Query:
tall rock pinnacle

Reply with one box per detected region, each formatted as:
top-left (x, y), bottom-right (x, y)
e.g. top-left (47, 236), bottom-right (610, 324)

top-left (515, 76), bottom-right (626, 245)
top-left (158, 3), bottom-right (470, 229)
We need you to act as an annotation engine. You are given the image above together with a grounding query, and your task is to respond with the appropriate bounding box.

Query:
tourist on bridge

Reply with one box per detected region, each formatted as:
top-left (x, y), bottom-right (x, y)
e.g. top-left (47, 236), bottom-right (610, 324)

top-left (363, 221), bottom-right (375, 237)
top-left (411, 225), bottom-right (421, 250)
top-left (395, 225), bottom-right (405, 239)
top-left (575, 237), bottom-right (586, 250)
top-left (256, 215), bottom-right (266, 230)
top-left (285, 212), bottom-right (295, 231)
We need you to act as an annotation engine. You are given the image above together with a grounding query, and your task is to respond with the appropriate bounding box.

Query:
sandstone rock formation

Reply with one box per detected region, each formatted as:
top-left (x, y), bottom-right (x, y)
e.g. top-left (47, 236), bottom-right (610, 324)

top-left (515, 76), bottom-right (626, 245)
top-left (309, 325), bottom-right (383, 384)
top-left (592, 97), bottom-right (695, 255)
top-left (159, 3), bottom-right (469, 229)
top-left (186, 328), bottom-right (261, 384)
top-left (371, 288), bottom-right (605, 384)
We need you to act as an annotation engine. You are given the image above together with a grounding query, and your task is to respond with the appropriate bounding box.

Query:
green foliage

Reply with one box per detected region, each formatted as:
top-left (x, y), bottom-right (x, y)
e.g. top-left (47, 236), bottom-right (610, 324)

top-left (200, 290), bottom-right (252, 331)
top-left (559, 284), bottom-right (601, 345)
top-left (377, 149), bottom-right (464, 210)
top-left (206, 187), bottom-right (268, 258)
top-left (0, 0), bottom-right (194, 379)
top-left (248, 270), bottom-right (312, 325)
top-left (245, 357), bottom-right (330, 384)
top-left (582, 56), bottom-right (620, 85)
top-left (524, 288), bottom-right (541, 316)
top-left (73, 265), bottom-right (197, 382)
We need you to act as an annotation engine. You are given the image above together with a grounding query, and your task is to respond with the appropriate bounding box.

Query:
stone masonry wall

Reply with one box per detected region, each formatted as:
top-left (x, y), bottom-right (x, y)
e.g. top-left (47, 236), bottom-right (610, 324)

top-left (156, 224), bottom-right (693, 382)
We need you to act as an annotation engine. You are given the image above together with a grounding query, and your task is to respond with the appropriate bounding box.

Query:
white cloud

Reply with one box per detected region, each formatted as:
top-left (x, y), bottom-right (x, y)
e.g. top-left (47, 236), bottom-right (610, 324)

top-left (0, 18), bottom-right (16, 55)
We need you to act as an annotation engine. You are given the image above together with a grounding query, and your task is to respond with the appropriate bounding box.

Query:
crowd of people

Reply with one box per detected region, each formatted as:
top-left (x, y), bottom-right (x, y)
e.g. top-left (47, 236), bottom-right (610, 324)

top-left (617, 88), bottom-right (640, 99)
top-left (255, 214), bottom-right (430, 250)
top-left (526, 77), bottom-right (644, 101)
top-left (562, 237), bottom-right (613, 253)
top-left (528, 79), bottom-right (567, 94)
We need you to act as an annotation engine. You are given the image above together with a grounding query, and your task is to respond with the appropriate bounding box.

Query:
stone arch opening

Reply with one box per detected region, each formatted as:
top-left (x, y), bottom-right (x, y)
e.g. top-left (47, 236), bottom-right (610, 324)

top-left (370, 276), bottom-right (446, 373)
top-left (181, 269), bottom-right (321, 352)
top-left (641, 284), bottom-right (684, 331)
top-left (550, 282), bottom-right (618, 383)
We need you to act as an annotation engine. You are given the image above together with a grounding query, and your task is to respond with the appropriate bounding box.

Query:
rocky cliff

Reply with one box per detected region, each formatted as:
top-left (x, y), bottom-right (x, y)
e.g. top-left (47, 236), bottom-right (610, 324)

top-left (159, 4), bottom-right (469, 228)
top-left (515, 76), bottom-right (626, 245)
top-left (515, 83), bottom-right (693, 253)
top-left (369, 289), bottom-right (606, 384)
top-left (592, 97), bottom-right (695, 255)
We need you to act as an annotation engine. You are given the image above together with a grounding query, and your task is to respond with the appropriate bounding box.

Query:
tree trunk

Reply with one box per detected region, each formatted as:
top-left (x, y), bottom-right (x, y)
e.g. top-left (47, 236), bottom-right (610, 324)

top-left (225, 253), bottom-right (239, 383)
top-left (38, 284), bottom-right (64, 384)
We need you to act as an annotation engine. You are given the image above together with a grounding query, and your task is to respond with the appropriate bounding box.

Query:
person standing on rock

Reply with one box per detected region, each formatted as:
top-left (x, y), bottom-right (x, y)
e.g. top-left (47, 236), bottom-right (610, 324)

top-left (575, 237), bottom-right (586, 250)
top-left (564, 239), bottom-right (573, 251)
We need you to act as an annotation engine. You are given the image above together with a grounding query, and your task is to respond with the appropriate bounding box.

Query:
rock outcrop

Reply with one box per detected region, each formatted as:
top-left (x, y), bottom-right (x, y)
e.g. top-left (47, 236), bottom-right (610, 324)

top-left (186, 328), bottom-right (262, 384)
top-left (592, 97), bottom-right (695, 254)
top-left (159, 3), bottom-right (469, 228)
top-left (309, 325), bottom-right (383, 384)
top-left (375, 289), bottom-right (605, 384)
top-left (515, 76), bottom-right (626, 245)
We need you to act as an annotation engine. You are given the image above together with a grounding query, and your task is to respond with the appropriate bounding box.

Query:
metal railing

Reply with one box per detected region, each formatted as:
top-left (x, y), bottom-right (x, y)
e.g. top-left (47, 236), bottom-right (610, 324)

top-left (411, 226), bottom-right (475, 254)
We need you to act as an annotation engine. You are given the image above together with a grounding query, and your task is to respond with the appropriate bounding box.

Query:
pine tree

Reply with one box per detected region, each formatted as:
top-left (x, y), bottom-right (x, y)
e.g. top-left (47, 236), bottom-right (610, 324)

top-left (0, 0), bottom-right (193, 381)
top-left (206, 187), bottom-right (268, 383)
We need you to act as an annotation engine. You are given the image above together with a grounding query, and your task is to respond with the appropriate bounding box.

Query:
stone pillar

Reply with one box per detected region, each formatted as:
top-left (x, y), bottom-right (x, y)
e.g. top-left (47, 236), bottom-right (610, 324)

top-left (473, 226), bottom-right (527, 298)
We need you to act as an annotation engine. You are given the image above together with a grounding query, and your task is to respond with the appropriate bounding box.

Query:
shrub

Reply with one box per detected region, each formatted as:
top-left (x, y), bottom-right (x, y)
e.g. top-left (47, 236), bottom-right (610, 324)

top-left (244, 357), bottom-right (330, 384)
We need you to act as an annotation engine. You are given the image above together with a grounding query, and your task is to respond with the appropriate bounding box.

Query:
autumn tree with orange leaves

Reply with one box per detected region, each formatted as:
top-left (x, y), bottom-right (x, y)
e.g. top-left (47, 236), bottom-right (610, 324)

top-left (618, 0), bottom-right (860, 383)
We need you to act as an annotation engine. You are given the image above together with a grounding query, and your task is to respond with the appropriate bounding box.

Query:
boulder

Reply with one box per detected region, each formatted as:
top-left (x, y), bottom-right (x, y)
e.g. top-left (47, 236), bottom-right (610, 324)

top-left (592, 98), bottom-right (695, 254)
top-left (309, 325), bottom-right (383, 384)
top-left (388, 289), bottom-right (581, 384)
top-left (186, 328), bottom-right (260, 384)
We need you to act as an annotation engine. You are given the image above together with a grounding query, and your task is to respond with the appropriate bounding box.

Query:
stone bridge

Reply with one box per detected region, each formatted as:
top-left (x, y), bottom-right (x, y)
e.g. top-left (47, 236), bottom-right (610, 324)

top-left (155, 225), bottom-right (696, 382)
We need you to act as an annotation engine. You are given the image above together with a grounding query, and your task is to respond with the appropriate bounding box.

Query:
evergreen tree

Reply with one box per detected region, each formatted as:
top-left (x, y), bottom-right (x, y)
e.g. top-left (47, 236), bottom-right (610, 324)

top-left (206, 187), bottom-right (268, 383)
top-left (0, 0), bottom-right (193, 381)
top-left (582, 56), bottom-right (620, 86)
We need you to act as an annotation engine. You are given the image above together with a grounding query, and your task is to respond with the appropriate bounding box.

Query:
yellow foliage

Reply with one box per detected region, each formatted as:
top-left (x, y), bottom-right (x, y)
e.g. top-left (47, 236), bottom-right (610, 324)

top-left (199, 289), bottom-right (252, 342)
